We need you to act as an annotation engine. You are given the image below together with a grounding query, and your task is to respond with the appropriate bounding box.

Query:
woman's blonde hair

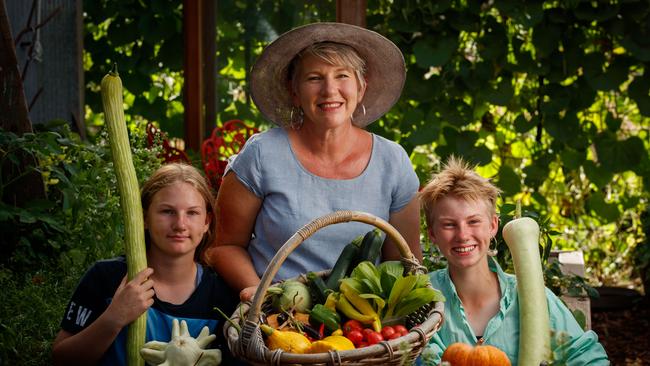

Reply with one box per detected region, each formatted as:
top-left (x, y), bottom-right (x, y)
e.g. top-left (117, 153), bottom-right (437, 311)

top-left (288, 41), bottom-right (367, 96)
top-left (140, 163), bottom-right (215, 264)
top-left (419, 156), bottom-right (501, 228)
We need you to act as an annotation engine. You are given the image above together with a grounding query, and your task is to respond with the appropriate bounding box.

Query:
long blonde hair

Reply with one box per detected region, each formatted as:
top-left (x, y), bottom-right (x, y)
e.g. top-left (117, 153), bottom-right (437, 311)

top-left (140, 163), bottom-right (215, 264)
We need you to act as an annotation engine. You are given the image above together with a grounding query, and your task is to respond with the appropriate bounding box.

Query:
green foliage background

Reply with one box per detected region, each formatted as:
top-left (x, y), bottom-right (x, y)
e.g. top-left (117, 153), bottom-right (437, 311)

top-left (82, 0), bottom-right (650, 289)
top-left (4, 0), bottom-right (649, 363)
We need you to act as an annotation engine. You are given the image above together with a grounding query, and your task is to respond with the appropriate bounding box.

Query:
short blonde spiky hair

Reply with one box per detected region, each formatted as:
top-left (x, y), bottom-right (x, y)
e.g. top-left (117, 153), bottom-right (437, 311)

top-left (419, 156), bottom-right (501, 229)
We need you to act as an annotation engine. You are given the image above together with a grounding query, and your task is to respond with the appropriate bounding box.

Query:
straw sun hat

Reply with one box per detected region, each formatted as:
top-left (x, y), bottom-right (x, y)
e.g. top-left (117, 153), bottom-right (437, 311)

top-left (249, 22), bottom-right (406, 128)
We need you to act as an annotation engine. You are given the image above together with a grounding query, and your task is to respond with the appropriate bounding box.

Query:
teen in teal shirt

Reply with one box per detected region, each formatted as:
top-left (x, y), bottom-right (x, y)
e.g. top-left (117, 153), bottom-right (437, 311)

top-left (420, 258), bottom-right (608, 365)
top-left (417, 157), bottom-right (608, 365)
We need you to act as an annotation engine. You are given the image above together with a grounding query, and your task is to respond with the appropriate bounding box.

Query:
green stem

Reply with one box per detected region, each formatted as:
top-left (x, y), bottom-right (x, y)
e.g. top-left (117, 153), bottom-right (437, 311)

top-left (515, 200), bottom-right (522, 219)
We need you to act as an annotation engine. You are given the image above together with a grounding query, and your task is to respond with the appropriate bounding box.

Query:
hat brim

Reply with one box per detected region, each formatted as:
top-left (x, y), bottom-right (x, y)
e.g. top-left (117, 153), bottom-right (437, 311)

top-left (250, 22), bottom-right (406, 127)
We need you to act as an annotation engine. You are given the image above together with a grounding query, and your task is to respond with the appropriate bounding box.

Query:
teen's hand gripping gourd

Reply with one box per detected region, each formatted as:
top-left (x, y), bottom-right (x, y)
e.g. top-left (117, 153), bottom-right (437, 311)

top-left (502, 209), bottom-right (550, 366)
top-left (101, 64), bottom-right (148, 366)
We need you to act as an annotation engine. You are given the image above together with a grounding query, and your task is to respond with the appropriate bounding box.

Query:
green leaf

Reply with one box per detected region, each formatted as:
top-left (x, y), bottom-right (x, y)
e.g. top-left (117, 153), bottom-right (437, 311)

top-left (413, 37), bottom-right (458, 68)
top-left (378, 261), bottom-right (404, 298)
top-left (467, 145), bottom-right (493, 166)
top-left (583, 160), bottom-right (613, 188)
top-left (594, 134), bottom-right (645, 173)
top-left (408, 119), bottom-right (440, 146)
top-left (484, 78), bottom-right (514, 106)
top-left (533, 23), bottom-right (561, 57)
top-left (560, 147), bottom-right (585, 170)
top-left (351, 261), bottom-right (382, 295)
top-left (498, 164), bottom-right (521, 196)
top-left (620, 36), bottom-right (650, 62)
top-left (359, 293), bottom-right (386, 311)
top-left (587, 191), bottom-right (620, 222)
top-left (514, 114), bottom-right (536, 133)
top-left (574, 2), bottom-right (619, 22)
top-left (628, 74), bottom-right (650, 116)
top-left (385, 275), bottom-right (418, 318)
top-left (394, 288), bottom-right (445, 317)
top-left (605, 113), bottom-right (622, 133)
top-left (523, 163), bottom-right (550, 188)
top-left (545, 114), bottom-right (580, 143)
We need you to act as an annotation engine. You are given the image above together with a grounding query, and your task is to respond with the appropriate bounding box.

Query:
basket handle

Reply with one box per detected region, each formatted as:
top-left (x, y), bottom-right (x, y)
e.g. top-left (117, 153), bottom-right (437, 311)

top-left (245, 210), bottom-right (421, 324)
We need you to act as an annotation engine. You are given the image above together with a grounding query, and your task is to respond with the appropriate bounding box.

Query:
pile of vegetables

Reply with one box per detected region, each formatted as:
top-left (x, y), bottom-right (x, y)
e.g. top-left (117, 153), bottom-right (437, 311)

top-left (257, 230), bottom-right (445, 354)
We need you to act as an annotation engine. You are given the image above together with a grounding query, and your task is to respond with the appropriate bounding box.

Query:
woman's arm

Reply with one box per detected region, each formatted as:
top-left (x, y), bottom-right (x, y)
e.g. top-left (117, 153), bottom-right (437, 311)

top-left (52, 268), bottom-right (155, 365)
top-left (207, 172), bottom-right (263, 298)
top-left (383, 197), bottom-right (423, 262)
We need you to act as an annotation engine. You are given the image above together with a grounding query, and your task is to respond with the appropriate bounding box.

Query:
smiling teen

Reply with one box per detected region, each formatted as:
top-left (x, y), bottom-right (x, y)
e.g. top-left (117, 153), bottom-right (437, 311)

top-left (206, 23), bottom-right (422, 302)
top-left (52, 163), bottom-right (239, 365)
top-left (417, 157), bottom-right (609, 366)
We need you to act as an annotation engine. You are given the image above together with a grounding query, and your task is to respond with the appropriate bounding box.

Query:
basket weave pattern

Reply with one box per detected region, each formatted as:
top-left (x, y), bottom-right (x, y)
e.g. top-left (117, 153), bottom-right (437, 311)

top-left (224, 210), bottom-right (444, 365)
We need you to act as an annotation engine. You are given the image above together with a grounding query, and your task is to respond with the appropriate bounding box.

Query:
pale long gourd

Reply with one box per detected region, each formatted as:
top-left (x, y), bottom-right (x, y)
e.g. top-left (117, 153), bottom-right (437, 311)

top-left (101, 65), bottom-right (147, 366)
top-left (502, 216), bottom-right (550, 366)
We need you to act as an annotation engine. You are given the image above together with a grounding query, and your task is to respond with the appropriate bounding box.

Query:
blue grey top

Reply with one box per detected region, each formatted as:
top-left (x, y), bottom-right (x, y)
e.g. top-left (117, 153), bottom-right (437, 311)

top-left (227, 127), bottom-right (419, 280)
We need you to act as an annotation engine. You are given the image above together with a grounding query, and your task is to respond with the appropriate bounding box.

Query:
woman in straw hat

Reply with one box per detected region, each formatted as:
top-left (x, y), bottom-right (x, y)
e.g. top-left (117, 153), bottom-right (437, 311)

top-left (206, 23), bottom-right (422, 301)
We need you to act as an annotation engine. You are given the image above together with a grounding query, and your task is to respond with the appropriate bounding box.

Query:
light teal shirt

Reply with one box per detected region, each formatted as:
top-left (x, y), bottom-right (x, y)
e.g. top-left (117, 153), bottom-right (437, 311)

top-left (419, 258), bottom-right (609, 365)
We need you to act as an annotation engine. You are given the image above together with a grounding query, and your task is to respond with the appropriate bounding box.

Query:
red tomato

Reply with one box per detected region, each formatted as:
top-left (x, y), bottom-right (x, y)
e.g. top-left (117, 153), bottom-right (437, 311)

top-left (381, 326), bottom-right (395, 339)
top-left (343, 320), bottom-right (364, 335)
top-left (362, 328), bottom-right (374, 339)
top-left (366, 331), bottom-right (384, 345)
top-left (346, 330), bottom-right (364, 346)
top-left (393, 325), bottom-right (408, 336)
top-left (357, 342), bottom-right (368, 348)
top-left (387, 332), bottom-right (401, 340)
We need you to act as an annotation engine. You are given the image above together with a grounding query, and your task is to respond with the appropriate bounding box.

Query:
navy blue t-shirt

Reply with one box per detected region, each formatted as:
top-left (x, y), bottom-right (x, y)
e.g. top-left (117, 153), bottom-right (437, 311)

top-left (60, 256), bottom-right (241, 365)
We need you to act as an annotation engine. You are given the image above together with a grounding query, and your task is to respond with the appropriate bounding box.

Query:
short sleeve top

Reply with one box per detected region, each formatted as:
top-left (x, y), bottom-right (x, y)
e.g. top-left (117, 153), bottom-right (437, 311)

top-left (227, 127), bottom-right (419, 280)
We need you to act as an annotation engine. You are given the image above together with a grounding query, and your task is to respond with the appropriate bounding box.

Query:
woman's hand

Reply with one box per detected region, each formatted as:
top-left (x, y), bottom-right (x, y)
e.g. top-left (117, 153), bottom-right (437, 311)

top-left (105, 267), bottom-right (155, 328)
top-left (239, 285), bottom-right (259, 302)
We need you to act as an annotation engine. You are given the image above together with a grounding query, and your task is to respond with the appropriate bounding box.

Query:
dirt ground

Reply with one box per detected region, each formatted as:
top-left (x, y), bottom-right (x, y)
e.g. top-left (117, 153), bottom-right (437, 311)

top-left (591, 299), bottom-right (650, 365)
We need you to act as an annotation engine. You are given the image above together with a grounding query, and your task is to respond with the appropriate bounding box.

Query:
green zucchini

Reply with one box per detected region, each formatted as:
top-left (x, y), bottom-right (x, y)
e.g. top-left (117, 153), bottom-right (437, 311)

top-left (306, 272), bottom-right (331, 305)
top-left (358, 229), bottom-right (384, 264)
top-left (325, 235), bottom-right (363, 291)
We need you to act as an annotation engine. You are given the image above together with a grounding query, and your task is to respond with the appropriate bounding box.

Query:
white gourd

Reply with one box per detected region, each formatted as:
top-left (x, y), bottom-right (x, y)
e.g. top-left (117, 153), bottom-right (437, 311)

top-left (502, 216), bottom-right (551, 366)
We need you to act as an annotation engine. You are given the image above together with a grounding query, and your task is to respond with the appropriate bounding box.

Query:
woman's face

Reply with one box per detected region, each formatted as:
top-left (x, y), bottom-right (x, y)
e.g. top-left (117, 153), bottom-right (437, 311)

top-left (292, 54), bottom-right (366, 129)
top-left (429, 195), bottom-right (498, 271)
top-left (145, 181), bottom-right (210, 260)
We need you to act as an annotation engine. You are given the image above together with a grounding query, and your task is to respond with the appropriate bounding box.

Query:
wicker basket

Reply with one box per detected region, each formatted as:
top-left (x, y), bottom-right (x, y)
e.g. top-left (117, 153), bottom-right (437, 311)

top-left (224, 210), bottom-right (444, 366)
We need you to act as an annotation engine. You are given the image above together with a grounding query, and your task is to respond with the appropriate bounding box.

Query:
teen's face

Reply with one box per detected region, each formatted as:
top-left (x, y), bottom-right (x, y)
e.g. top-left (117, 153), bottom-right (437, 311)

top-left (429, 195), bottom-right (498, 271)
top-left (145, 181), bottom-right (210, 259)
top-left (292, 54), bottom-right (365, 129)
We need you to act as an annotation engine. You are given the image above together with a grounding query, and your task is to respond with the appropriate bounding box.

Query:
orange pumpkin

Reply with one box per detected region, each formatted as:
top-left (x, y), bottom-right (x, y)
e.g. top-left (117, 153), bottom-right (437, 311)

top-left (441, 342), bottom-right (511, 366)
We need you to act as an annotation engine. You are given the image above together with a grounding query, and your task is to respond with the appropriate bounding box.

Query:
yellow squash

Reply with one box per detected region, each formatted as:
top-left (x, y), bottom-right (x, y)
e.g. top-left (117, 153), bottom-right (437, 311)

top-left (260, 324), bottom-right (311, 354)
top-left (308, 335), bottom-right (355, 353)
